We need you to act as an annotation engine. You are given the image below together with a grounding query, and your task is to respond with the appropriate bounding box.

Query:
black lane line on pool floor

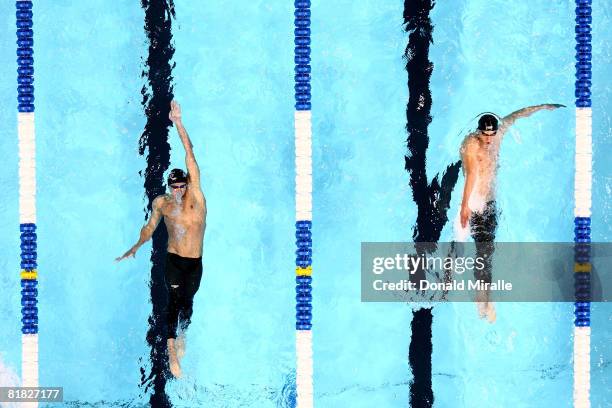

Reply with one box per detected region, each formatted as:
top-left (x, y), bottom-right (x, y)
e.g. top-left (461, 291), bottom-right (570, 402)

top-left (140, 1), bottom-right (176, 406)
top-left (403, 0), bottom-right (461, 407)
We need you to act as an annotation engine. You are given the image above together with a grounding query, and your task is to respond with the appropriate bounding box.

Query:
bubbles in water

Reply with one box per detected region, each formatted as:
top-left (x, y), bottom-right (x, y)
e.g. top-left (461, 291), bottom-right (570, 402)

top-left (0, 357), bottom-right (21, 408)
top-left (174, 224), bottom-right (187, 242)
top-left (171, 196), bottom-right (183, 217)
top-left (509, 127), bottom-right (522, 144)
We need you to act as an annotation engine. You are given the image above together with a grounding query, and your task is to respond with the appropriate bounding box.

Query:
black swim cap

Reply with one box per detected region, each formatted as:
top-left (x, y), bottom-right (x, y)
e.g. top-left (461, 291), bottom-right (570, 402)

top-left (168, 168), bottom-right (187, 185)
top-left (477, 114), bottom-right (498, 131)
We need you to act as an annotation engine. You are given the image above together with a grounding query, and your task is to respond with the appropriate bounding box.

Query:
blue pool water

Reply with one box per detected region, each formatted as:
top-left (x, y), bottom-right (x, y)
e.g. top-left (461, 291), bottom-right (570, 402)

top-left (0, 0), bottom-right (610, 407)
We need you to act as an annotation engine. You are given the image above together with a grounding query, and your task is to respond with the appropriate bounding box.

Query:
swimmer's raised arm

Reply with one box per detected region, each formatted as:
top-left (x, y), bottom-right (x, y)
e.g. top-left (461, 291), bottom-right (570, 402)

top-left (169, 100), bottom-right (202, 193)
top-left (116, 196), bottom-right (164, 262)
top-left (502, 103), bottom-right (566, 127)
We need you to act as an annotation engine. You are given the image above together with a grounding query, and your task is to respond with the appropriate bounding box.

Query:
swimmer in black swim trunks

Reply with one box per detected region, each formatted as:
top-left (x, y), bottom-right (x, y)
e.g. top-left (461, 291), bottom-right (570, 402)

top-left (460, 104), bottom-right (565, 322)
top-left (117, 100), bottom-right (207, 377)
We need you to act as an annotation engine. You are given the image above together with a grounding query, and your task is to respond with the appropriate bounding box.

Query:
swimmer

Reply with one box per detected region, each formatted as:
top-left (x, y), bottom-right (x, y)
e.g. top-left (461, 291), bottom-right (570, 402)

top-left (116, 100), bottom-right (207, 378)
top-left (459, 103), bottom-right (565, 322)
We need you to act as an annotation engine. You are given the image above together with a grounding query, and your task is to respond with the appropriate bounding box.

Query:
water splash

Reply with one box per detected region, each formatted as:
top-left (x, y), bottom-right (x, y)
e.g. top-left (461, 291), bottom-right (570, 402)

top-left (0, 356), bottom-right (20, 408)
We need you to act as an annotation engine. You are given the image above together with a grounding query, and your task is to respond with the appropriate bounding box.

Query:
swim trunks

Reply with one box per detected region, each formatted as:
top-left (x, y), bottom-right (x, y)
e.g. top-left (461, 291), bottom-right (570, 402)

top-left (470, 200), bottom-right (498, 283)
top-left (165, 252), bottom-right (203, 339)
top-left (470, 200), bottom-right (498, 242)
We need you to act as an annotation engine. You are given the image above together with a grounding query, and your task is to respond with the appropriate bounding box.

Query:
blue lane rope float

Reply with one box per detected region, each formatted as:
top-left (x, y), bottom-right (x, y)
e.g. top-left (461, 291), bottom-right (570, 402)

top-left (16, 0), bottom-right (39, 389)
top-left (294, 1), bottom-right (313, 406)
top-left (573, 0), bottom-right (592, 406)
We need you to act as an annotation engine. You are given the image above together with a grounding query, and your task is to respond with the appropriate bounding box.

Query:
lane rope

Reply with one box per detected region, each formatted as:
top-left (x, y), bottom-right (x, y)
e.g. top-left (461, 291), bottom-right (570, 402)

top-left (294, 1), bottom-right (313, 406)
top-left (17, 0), bottom-right (40, 401)
top-left (573, 1), bottom-right (592, 407)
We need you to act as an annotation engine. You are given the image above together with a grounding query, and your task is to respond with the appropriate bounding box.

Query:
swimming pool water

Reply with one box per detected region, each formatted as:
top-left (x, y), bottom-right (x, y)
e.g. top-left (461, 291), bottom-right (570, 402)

top-left (0, 0), bottom-right (610, 407)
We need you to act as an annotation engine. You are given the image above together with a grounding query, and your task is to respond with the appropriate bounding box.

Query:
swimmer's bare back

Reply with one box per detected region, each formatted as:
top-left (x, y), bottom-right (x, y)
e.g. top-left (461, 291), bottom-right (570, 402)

top-left (116, 100), bottom-right (207, 262)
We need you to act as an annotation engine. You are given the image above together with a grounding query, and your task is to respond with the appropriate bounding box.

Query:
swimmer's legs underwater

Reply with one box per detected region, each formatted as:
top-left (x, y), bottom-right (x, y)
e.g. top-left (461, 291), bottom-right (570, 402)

top-left (164, 252), bottom-right (203, 377)
top-left (470, 200), bottom-right (498, 322)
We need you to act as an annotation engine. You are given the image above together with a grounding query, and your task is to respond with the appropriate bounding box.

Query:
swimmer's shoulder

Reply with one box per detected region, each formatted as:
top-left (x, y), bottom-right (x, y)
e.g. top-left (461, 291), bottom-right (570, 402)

top-left (499, 119), bottom-right (510, 130)
top-left (153, 195), bottom-right (171, 213)
top-left (460, 133), bottom-right (479, 154)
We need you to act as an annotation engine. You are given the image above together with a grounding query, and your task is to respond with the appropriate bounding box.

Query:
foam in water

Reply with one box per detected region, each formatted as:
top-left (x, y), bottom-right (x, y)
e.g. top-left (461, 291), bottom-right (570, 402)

top-left (0, 357), bottom-right (21, 407)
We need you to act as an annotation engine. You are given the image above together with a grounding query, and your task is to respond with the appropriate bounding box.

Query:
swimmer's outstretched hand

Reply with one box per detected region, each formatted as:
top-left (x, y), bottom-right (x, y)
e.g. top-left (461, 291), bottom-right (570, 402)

top-left (546, 103), bottom-right (566, 110)
top-left (169, 100), bottom-right (182, 124)
top-left (115, 246), bottom-right (138, 262)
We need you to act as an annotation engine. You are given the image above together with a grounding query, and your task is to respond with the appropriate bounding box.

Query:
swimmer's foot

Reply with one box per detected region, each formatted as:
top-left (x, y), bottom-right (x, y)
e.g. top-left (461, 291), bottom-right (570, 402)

top-left (476, 301), bottom-right (496, 323)
top-left (176, 333), bottom-right (186, 361)
top-left (477, 301), bottom-right (487, 319)
top-left (485, 302), bottom-right (497, 323)
top-left (167, 339), bottom-right (182, 378)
